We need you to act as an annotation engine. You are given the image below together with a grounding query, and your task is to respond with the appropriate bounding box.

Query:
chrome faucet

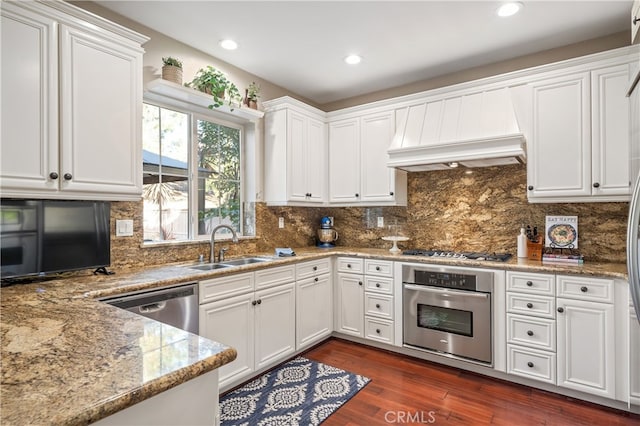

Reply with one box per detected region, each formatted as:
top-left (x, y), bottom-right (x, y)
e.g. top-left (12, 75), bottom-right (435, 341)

top-left (210, 224), bottom-right (239, 263)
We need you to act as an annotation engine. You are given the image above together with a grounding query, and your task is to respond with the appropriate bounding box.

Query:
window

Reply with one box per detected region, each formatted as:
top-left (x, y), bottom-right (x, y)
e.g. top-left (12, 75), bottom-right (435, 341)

top-left (142, 103), bottom-right (243, 242)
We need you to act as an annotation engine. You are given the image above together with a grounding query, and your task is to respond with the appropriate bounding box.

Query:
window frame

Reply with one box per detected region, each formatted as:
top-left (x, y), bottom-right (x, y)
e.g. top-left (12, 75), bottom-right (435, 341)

top-left (142, 100), bottom-right (246, 242)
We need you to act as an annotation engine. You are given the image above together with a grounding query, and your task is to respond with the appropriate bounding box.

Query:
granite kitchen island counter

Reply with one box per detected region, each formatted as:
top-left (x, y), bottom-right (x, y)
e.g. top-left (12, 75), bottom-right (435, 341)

top-left (0, 246), bottom-right (627, 425)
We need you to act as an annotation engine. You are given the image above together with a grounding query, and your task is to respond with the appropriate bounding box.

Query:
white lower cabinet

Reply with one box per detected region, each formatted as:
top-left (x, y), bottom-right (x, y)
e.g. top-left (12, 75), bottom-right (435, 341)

top-left (296, 259), bottom-right (333, 350)
top-left (199, 266), bottom-right (296, 390)
top-left (630, 303), bottom-right (640, 409)
top-left (335, 257), bottom-right (395, 343)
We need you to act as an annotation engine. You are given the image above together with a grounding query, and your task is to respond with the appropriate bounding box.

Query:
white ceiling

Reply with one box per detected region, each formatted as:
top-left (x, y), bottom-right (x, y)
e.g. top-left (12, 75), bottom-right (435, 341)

top-left (95, 1), bottom-right (632, 105)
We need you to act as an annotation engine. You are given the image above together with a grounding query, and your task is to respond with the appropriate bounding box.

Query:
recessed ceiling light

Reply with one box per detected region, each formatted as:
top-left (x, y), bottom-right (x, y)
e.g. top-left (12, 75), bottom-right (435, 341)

top-left (220, 39), bottom-right (238, 50)
top-left (496, 2), bottom-right (523, 17)
top-left (344, 54), bottom-right (362, 65)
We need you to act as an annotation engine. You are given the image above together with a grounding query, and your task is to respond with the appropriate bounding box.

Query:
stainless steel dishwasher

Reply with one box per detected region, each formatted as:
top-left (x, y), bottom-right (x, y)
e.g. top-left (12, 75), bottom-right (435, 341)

top-left (101, 282), bottom-right (199, 334)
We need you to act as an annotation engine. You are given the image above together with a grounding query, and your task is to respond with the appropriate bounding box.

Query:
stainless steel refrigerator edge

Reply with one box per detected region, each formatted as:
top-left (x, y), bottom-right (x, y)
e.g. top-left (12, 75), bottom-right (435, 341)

top-left (625, 55), bottom-right (640, 414)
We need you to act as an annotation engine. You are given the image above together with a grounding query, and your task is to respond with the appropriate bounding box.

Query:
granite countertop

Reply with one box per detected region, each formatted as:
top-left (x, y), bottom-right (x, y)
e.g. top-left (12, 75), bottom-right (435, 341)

top-left (0, 246), bottom-right (627, 425)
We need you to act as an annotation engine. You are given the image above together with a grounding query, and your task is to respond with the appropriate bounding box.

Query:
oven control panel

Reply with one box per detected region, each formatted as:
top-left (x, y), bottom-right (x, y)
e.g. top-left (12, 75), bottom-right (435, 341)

top-left (414, 270), bottom-right (477, 291)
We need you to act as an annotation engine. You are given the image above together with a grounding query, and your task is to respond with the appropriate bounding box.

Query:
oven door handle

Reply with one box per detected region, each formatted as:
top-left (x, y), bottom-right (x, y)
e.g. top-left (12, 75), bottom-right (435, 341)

top-left (403, 284), bottom-right (490, 299)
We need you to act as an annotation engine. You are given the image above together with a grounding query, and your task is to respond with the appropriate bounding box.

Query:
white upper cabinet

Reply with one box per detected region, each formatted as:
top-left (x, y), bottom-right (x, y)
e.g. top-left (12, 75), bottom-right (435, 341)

top-left (0, 1), bottom-right (147, 201)
top-left (328, 112), bottom-right (407, 206)
top-left (526, 60), bottom-right (633, 202)
top-left (263, 98), bottom-right (327, 205)
top-left (632, 0), bottom-right (640, 44)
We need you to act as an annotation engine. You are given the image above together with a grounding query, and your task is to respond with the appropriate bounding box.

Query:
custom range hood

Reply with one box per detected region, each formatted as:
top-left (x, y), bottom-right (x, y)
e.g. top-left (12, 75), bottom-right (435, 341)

top-left (387, 86), bottom-right (527, 171)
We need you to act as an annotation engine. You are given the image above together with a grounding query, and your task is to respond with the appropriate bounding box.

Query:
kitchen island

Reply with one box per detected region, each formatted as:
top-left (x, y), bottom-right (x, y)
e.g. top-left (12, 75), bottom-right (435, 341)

top-left (0, 247), bottom-right (628, 425)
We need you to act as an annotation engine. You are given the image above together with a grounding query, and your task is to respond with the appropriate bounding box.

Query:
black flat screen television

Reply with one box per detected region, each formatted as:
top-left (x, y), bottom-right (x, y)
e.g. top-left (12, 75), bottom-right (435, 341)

top-left (0, 199), bottom-right (110, 280)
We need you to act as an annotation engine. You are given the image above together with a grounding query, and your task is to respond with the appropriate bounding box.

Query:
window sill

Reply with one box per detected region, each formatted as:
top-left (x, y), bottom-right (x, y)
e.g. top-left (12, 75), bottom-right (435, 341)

top-left (141, 235), bottom-right (259, 249)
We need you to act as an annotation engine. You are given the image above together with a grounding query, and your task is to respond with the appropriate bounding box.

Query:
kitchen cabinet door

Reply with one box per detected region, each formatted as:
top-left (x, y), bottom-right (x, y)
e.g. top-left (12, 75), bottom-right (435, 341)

top-left (360, 112), bottom-right (403, 203)
top-left (59, 24), bottom-right (143, 199)
top-left (199, 292), bottom-right (255, 389)
top-left (630, 305), bottom-right (640, 409)
top-left (1, 4), bottom-right (58, 194)
top-left (297, 273), bottom-right (333, 350)
top-left (254, 283), bottom-right (296, 370)
top-left (329, 118), bottom-right (361, 203)
top-left (528, 72), bottom-right (592, 199)
top-left (556, 297), bottom-right (615, 398)
top-left (335, 272), bottom-right (364, 337)
top-left (591, 64), bottom-right (631, 197)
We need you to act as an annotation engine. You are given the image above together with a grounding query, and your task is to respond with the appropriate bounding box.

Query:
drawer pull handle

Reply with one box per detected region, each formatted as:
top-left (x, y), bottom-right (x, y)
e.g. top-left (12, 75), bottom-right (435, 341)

top-left (580, 286), bottom-right (588, 293)
top-left (557, 307), bottom-right (564, 313)
top-left (375, 266), bottom-right (381, 271)
top-left (527, 330), bottom-right (534, 336)
top-left (375, 283), bottom-right (381, 288)
top-left (375, 304), bottom-right (381, 309)
top-left (376, 329), bottom-right (381, 334)
top-left (527, 362), bottom-right (534, 368)
top-left (526, 303), bottom-right (533, 309)
top-left (314, 277), bottom-right (319, 282)
top-left (526, 281), bottom-right (533, 287)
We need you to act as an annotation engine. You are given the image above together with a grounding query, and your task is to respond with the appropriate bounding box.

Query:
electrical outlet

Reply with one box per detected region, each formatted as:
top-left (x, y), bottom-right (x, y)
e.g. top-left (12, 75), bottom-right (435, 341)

top-left (278, 217), bottom-right (284, 229)
top-left (116, 219), bottom-right (134, 237)
top-left (377, 217), bottom-right (384, 228)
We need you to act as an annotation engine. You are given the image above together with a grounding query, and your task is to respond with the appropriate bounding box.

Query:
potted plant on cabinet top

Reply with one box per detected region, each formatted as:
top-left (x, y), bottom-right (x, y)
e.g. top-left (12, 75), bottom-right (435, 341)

top-left (245, 81), bottom-right (260, 109)
top-left (161, 56), bottom-right (183, 85)
top-left (186, 66), bottom-right (242, 110)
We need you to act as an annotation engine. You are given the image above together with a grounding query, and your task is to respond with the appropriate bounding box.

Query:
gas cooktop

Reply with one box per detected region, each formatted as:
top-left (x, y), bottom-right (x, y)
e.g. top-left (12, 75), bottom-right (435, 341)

top-left (402, 249), bottom-right (512, 262)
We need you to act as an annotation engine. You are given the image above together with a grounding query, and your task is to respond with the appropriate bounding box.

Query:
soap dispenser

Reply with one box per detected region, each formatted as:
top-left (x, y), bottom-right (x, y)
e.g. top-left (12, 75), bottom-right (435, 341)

top-left (517, 228), bottom-right (528, 258)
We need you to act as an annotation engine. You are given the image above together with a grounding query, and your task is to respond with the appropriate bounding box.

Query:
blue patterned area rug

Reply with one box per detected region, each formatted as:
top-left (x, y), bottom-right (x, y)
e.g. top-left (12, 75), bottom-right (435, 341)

top-left (219, 356), bottom-right (371, 425)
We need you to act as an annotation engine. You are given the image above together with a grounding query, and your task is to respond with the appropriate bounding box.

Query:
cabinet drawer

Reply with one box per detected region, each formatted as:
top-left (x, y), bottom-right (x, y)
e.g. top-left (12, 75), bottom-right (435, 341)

top-left (296, 258), bottom-right (332, 280)
top-left (364, 317), bottom-right (394, 344)
top-left (507, 292), bottom-right (556, 319)
top-left (556, 275), bottom-right (613, 303)
top-left (364, 259), bottom-right (393, 277)
top-left (506, 271), bottom-right (555, 295)
top-left (507, 314), bottom-right (556, 352)
top-left (507, 344), bottom-right (556, 384)
top-left (364, 276), bottom-right (393, 295)
top-left (200, 272), bottom-right (254, 304)
top-left (255, 265), bottom-right (295, 290)
top-left (336, 257), bottom-right (364, 274)
top-left (364, 293), bottom-right (393, 320)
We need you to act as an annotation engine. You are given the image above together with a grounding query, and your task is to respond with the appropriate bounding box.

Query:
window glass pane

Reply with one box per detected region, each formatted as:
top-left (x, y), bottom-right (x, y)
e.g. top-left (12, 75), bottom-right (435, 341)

top-left (196, 120), bottom-right (241, 236)
top-left (142, 105), bottom-right (190, 241)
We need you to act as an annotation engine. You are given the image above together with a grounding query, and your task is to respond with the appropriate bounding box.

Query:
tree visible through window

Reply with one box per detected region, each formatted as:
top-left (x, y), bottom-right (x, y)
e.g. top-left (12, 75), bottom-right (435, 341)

top-left (142, 103), bottom-right (242, 242)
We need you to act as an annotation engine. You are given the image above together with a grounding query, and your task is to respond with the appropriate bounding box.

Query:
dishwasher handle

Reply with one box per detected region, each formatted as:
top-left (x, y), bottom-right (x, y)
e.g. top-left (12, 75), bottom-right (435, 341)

top-left (139, 301), bottom-right (167, 314)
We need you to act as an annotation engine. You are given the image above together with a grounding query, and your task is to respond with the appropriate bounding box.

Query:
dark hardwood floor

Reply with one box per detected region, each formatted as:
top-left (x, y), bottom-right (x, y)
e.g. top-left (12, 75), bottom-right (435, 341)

top-left (303, 338), bottom-right (640, 425)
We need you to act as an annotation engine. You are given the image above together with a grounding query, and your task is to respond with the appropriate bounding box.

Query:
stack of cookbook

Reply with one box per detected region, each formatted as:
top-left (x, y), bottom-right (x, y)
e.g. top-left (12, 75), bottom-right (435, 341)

top-left (542, 252), bottom-right (584, 265)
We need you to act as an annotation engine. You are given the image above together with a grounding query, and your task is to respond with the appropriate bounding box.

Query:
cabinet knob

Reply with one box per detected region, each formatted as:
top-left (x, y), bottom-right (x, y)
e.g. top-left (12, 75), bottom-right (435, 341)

top-left (375, 283), bottom-right (381, 288)
top-left (526, 281), bottom-right (533, 287)
top-left (528, 185), bottom-right (534, 191)
top-left (526, 303), bottom-right (533, 309)
top-left (355, 193), bottom-right (360, 197)
top-left (358, 281), bottom-right (363, 286)
top-left (592, 182), bottom-right (600, 188)
top-left (63, 173), bottom-right (72, 180)
top-left (375, 329), bottom-right (381, 334)
top-left (389, 191), bottom-right (394, 196)
top-left (580, 286), bottom-right (588, 293)
top-left (257, 299), bottom-right (262, 304)
top-left (313, 266), bottom-right (318, 271)
top-left (527, 362), bottom-right (534, 368)
top-left (375, 266), bottom-right (381, 271)
top-left (49, 172), bottom-right (59, 180)
top-left (634, 16), bottom-right (639, 25)
top-left (376, 304), bottom-right (381, 309)
top-left (314, 277), bottom-right (319, 282)
top-left (347, 264), bottom-right (351, 268)
top-left (527, 330), bottom-right (534, 336)
top-left (557, 307), bottom-right (564, 313)
top-left (252, 300), bottom-right (257, 306)
top-left (308, 192), bottom-right (312, 197)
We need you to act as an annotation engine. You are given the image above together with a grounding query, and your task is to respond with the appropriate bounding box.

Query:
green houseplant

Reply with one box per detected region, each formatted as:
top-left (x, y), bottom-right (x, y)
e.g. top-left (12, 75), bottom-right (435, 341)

top-left (245, 81), bottom-right (260, 109)
top-left (186, 66), bottom-right (242, 110)
top-left (161, 56), bottom-right (183, 85)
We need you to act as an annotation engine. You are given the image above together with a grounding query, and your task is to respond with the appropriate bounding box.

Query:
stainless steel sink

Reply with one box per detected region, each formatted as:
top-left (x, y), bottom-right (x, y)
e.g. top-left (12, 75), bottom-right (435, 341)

top-left (220, 257), bottom-right (274, 266)
top-left (186, 263), bottom-right (232, 271)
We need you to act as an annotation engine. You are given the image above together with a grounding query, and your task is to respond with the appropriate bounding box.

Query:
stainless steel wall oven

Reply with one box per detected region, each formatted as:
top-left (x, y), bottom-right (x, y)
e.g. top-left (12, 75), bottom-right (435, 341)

top-left (403, 264), bottom-right (494, 365)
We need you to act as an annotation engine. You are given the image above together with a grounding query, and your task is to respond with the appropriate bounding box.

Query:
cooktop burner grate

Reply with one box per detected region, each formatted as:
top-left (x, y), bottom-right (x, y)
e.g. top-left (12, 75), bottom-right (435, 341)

top-left (402, 249), bottom-right (512, 262)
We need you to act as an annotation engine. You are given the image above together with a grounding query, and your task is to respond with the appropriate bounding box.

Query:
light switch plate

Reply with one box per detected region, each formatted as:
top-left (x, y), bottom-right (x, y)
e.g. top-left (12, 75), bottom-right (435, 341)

top-left (116, 219), bottom-right (134, 237)
top-left (377, 217), bottom-right (384, 228)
